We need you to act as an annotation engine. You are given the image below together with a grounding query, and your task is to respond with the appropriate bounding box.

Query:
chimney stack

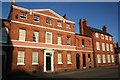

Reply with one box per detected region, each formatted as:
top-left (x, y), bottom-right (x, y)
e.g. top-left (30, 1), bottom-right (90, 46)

top-left (83, 18), bottom-right (88, 27)
top-left (63, 14), bottom-right (68, 20)
top-left (12, 0), bottom-right (16, 5)
top-left (79, 19), bottom-right (84, 34)
top-left (102, 25), bottom-right (107, 32)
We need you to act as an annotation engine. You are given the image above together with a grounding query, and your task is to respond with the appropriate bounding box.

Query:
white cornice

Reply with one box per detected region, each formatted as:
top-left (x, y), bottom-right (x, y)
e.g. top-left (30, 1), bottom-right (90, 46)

top-left (12, 5), bottom-right (75, 24)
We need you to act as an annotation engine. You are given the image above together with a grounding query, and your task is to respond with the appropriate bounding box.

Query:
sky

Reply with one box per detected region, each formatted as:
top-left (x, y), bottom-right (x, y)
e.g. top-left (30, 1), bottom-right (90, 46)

top-left (1, 2), bottom-right (119, 44)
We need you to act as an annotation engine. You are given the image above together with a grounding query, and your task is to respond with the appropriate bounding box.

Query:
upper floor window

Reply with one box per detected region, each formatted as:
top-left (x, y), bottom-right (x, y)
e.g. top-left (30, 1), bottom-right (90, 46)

top-left (105, 35), bottom-right (108, 40)
top-left (58, 53), bottom-right (62, 64)
top-left (57, 22), bottom-right (62, 27)
top-left (32, 52), bottom-right (38, 65)
top-left (66, 23), bottom-right (70, 29)
top-left (46, 32), bottom-right (52, 44)
top-left (102, 43), bottom-right (105, 51)
top-left (17, 51), bottom-right (24, 65)
top-left (106, 43), bottom-right (109, 51)
top-left (19, 29), bottom-right (26, 41)
top-left (46, 18), bottom-right (51, 24)
top-left (101, 34), bottom-right (104, 39)
top-left (109, 36), bottom-right (112, 41)
top-left (34, 16), bottom-right (39, 22)
top-left (95, 33), bottom-right (99, 38)
top-left (20, 13), bottom-right (27, 19)
top-left (33, 31), bottom-right (39, 42)
top-left (96, 42), bottom-right (100, 50)
top-left (58, 35), bottom-right (62, 45)
top-left (67, 53), bottom-right (72, 64)
top-left (110, 44), bottom-right (113, 51)
top-left (67, 36), bottom-right (71, 45)
top-left (82, 39), bottom-right (85, 47)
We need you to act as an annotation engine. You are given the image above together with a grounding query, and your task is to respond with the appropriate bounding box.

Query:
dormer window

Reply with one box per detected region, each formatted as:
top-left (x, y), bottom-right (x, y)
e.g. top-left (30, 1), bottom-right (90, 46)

top-left (66, 23), bottom-right (70, 29)
top-left (46, 18), bottom-right (51, 24)
top-left (34, 16), bottom-right (39, 22)
top-left (57, 22), bottom-right (62, 27)
top-left (20, 13), bottom-right (27, 19)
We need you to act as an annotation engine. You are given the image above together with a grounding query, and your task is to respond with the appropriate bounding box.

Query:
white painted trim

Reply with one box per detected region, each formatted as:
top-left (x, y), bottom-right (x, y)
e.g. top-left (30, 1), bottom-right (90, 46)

top-left (17, 63), bottom-right (25, 65)
top-left (32, 63), bottom-right (39, 65)
top-left (44, 49), bottom-right (54, 72)
top-left (11, 20), bottom-right (75, 34)
top-left (46, 32), bottom-right (52, 44)
top-left (12, 5), bottom-right (75, 24)
top-left (67, 62), bottom-right (72, 64)
top-left (58, 62), bottom-right (63, 64)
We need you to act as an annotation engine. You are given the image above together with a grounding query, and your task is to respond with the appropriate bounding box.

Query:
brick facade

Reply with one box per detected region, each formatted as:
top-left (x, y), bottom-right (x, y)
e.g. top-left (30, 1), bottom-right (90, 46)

top-left (1, 2), bottom-right (94, 74)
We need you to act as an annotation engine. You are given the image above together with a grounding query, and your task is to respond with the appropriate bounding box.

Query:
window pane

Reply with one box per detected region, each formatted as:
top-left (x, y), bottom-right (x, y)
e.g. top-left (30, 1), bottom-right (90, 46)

top-left (97, 54), bottom-right (101, 63)
top-left (17, 51), bottom-right (24, 64)
top-left (67, 53), bottom-right (71, 63)
top-left (19, 29), bottom-right (26, 41)
top-left (107, 55), bottom-right (111, 63)
top-left (96, 42), bottom-right (100, 50)
top-left (32, 52), bottom-right (38, 64)
top-left (58, 35), bottom-right (62, 45)
top-left (58, 53), bottom-right (62, 63)
top-left (102, 55), bottom-right (106, 63)
top-left (33, 31), bottom-right (39, 42)
top-left (46, 32), bottom-right (52, 44)
top-left (111, 55), bottom-right (114, 63)
top-left (34, 16), bottom-right (39, 21)
top-left (102, 43), bottom-right (105, 51)
top-left (67, 37), bottom-right (71, 45)
top-left (46, 18), bottom-right (51, 24)
top-left (57, 22), bottom-right (62, 27)
top-left (66, 24), bottom-right (70, 29)
top-left (95, 33), bottom-right (99, 38)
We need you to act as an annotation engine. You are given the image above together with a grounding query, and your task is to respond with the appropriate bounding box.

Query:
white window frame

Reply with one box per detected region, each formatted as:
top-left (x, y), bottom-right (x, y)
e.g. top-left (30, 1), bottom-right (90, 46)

top-left (101, 34), bottom-right (104, 39)
top-left (95, 33), bottom-right (99, 38)
top-left (97, 54), bottom-right (101, 63)
top-left (67, 53), bottom-right (72, 64)
top-left (58, 35), bottom-right (62, 45)
top-left (111, 55), bottom-right (114, 63)
top-left (58, 53), bottom-right (63, 64)
top-left (57, 22), bottom-right (62, 27)
top-left (46, 32), bottom-right (52, 44)
top-left (46, 18), bottom-right (52, 25)
top-left (110, 44), bottom-right (113, 51)
top-left (20, 13), bottom-right (27, 19)
top-left (33, 31), bottom-right (39, 43)
top-left (33, 16), bottom-right (39, 22)
top-left (107, 55), bottom-right (111, 63)
top-left (102, 54), bottom-right (106, 63)
top-left (66, 23), bottom-right (70, 29)
top-left (109, 36), bottom-right (112, 41)
top-left (96, 42), bottom-right (100, 50)
top-left (32, 52), bottom-right (38, 65)
top-left (17, 51), bottom-right (25, 65)
top-left (106, 44), bottom-right (109, 51)
top-left (19, 29), bottom-right (26, 41)
top-left (105, 35), bottom-right (108, 40)
top-left (102, 43), bottom-right (105, 51)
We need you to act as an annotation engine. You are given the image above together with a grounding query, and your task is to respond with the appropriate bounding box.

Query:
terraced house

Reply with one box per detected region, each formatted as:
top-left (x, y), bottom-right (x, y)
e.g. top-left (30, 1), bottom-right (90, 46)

top-left (2, 1), bottom-right (94, 75)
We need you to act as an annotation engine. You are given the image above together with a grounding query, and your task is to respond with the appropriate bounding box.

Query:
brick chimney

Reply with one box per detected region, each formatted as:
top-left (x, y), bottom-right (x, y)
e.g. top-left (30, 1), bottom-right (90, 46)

top-left (12, 0), bottom-right (16, 5)
top-left (79, 19), bottom-right (84, 34)
top-left (63, 14), bottom-right (68, 20)
top-left (83, 18), bottom-right (88, 27)
top-left (102, 25), bottom-right (107, 32)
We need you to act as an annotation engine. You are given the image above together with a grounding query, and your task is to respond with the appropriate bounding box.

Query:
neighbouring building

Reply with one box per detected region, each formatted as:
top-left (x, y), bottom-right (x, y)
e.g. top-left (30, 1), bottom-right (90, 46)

top-left (114, 43), bottom-right (120, 64)
top-left (1, 1), bottom-right (94, 75)
top-left (79, 19), bottom-right (115, 67)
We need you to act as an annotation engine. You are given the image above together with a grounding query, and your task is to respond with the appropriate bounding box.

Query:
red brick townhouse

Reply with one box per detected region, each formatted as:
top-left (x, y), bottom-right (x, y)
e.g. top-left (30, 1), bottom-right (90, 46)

top-left (79, 19), bottom-right (115, 67)
top-left (1, 1), bottom-right (94, 74)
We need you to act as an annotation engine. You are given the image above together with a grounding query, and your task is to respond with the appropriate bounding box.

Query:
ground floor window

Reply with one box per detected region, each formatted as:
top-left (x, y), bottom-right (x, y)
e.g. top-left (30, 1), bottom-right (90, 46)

top-left (102, 54), bottom-right (106, 63)
top-left (58, 53), bottom-right (63, 64)
top-left (97, 54), bottom-right (101, 63)
top-left (67, 53), bottom-right (72, 64)
top-left (111, 55), bottom-right (114, 63)
top-left (32, 52), bottom-right (38, 65)
top-left (107, 55), bottom-right (111, 63)
top-left (17, 51), bottom-right (25, 65)
top-left (88, 54), bottom-right (91, 63)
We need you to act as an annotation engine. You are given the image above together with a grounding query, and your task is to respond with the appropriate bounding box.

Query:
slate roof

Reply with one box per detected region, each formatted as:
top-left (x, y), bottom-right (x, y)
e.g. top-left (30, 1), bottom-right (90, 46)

top-left (88, 26), bottom-right (113, 37)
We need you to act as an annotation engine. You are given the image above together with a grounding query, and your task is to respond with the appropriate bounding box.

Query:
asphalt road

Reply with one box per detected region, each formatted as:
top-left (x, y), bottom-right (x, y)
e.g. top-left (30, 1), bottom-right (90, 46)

top-left (50, 65), bottom-right (120, 78)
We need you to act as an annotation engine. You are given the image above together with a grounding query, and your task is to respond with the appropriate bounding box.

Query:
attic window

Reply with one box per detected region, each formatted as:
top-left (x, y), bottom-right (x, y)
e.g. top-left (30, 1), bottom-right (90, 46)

top-left (57, 22), bottom-right (62, 27)
top-left (46, 18), bottom-right (51, 24)
top-left (20, 13), bottom-right (27, 19)
top-left (66, 23), bottom-right (70, 29)
top-left (34, 16), bottom-right (39, 22)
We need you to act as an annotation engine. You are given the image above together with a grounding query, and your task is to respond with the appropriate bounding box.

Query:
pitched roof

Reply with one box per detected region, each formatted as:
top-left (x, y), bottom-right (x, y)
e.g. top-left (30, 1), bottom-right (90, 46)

top-left (88, 26), bottom-right (113, 37)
